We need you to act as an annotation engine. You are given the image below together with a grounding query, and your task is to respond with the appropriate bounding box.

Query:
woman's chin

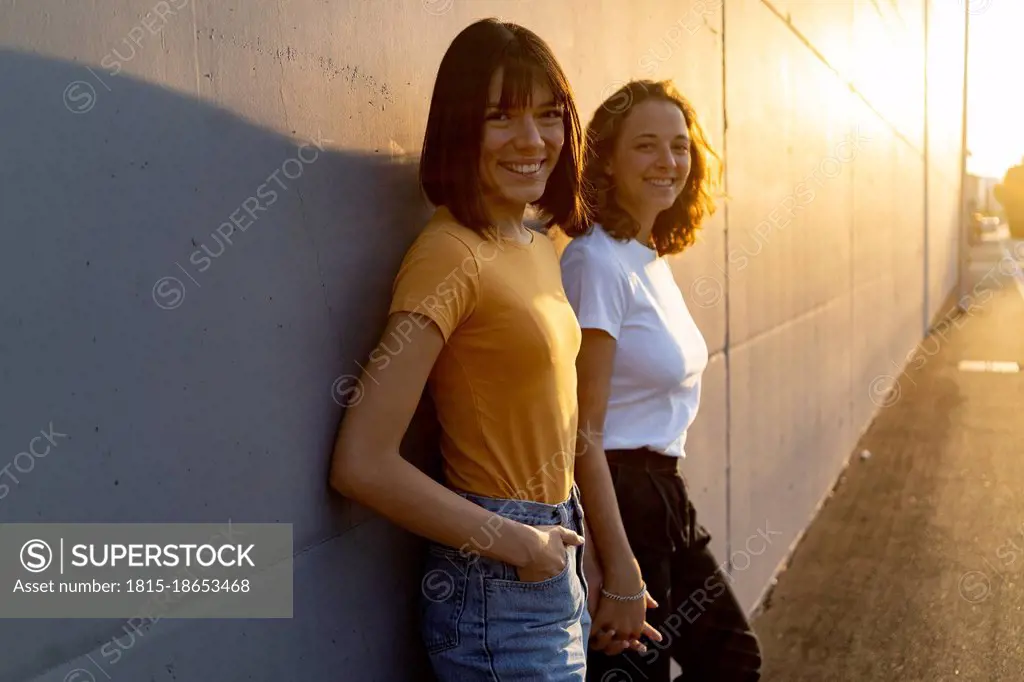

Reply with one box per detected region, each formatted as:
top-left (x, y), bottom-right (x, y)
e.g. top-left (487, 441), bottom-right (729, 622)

top-left (500, 189), bottom-right (546, 206)
top-left (653, 192), bottom-right (682, 213)
top-left (635, 198), bottom-right (677, 216)
top-left (625, 188), bottom-right (679, 215)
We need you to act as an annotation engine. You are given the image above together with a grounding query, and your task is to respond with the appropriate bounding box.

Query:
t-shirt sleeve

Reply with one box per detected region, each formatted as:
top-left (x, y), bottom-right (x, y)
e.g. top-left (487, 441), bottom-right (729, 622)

top-left (560, 243), bottom-right (630, 340)
top-left (388, 230), bottom-right (479, 342)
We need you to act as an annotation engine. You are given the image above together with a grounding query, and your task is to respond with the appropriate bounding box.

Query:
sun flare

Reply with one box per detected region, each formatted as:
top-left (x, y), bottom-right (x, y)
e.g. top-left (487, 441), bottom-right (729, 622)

top-left (966, 0), bottom-right (1024, 180)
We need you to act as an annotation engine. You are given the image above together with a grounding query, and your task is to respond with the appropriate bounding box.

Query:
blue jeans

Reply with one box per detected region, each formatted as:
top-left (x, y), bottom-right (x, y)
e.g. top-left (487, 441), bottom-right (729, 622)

top-left (419, 485), bottom-right (591, 681)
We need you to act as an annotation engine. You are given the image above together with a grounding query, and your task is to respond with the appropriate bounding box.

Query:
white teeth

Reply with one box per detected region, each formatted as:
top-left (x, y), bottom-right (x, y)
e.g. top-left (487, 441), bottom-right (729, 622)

top-left (645, 178), bottom-right (674, 187)
top-left (504, 162), bottom-right (542, 175)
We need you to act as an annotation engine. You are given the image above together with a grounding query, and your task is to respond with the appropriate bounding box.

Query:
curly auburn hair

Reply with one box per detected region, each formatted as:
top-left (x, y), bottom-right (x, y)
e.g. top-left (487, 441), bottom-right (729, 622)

top-left (569, 79), bottom-right (721, 255)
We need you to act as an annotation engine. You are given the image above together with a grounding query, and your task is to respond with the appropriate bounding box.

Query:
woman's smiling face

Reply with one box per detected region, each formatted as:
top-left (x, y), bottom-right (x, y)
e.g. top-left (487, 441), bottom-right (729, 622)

top-left (478, 67), bottom-right (566, 213)
top-left (606, 98), bottom-right (692, 219)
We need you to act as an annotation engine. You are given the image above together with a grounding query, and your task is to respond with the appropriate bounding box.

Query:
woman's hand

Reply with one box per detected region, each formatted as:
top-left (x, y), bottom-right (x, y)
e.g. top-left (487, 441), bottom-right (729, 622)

top-left (591, 591), bottom-right (662, 654)
top-left (516, 524), bottom-right (584, 583)
top-left (589, 566), bottom-right (662, 654)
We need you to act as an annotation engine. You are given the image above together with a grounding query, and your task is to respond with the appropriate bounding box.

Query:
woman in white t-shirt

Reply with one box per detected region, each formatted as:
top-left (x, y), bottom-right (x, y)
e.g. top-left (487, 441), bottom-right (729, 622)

top-left (561, 80), bottom-right (762, 681)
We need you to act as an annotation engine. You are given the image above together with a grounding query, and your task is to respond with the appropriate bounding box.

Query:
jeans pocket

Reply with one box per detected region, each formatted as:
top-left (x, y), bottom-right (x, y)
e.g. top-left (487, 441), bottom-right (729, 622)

top-left (506, 547), bottom-right (573, 588)
top-left (483, 547), bottom-right (587, 680)
top-left (419, 543), bottom-right (470, 655)
top-left (487, 543), bottom-right (575, 594)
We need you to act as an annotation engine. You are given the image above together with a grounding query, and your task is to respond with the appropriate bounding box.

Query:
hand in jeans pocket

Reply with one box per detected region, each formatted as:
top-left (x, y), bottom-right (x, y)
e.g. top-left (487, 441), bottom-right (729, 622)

top-left (515, 524), bottom-right (583, 583)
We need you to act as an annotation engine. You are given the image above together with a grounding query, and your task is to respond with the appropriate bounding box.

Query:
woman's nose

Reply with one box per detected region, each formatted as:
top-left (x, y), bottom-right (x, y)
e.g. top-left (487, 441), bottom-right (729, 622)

top-left (514, 116), bottom-right (544, 148)
top-left (657, 146), bottom-right (677, 168)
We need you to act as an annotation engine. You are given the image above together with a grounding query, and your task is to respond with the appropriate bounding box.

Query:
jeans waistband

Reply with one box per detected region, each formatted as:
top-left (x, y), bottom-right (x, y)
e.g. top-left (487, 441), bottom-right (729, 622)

top-left (454, 484), bottom-right (581, 527)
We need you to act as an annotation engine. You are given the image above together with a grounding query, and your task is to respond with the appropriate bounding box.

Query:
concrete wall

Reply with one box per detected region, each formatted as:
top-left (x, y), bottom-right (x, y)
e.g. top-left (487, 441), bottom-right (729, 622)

top-left (925, 0), bottom-right (967, 325)
top-left (678, 0), bottom-right (965, 611)
top-left (0, 0), bottom-right (964, 680)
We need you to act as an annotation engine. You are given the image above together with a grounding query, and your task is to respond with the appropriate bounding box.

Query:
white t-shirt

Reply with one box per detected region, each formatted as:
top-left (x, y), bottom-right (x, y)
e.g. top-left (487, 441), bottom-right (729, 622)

top-left (560, 224), bottom-right (709, 458)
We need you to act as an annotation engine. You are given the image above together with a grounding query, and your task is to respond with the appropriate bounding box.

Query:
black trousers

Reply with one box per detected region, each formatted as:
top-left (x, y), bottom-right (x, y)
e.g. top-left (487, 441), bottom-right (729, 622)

top-left (586, 448), bottom-right (762, 682)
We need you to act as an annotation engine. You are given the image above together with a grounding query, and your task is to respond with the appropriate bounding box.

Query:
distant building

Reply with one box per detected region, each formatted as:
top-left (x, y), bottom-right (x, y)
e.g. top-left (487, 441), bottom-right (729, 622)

top-left (965, 173), bottom-right (1002, 216)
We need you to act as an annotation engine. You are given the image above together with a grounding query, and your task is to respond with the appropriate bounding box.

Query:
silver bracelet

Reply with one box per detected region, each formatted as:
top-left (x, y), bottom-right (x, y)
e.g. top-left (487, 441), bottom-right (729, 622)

top-left (600, 581), bottom-right (647, 602)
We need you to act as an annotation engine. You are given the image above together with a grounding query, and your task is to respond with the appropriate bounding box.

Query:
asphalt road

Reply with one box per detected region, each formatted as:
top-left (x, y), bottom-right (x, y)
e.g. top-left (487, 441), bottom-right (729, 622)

top-left (754, 248), bottom-right (1024, 681)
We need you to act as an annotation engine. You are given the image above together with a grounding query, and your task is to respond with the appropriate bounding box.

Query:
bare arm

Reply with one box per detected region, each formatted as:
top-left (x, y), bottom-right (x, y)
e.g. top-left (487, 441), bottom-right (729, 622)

top-left (574, 327), bottom-right (661, 652)
top-left (573, 328), bottom-right (643, 592)
top-left (329, 312), bottom-right (572, 570)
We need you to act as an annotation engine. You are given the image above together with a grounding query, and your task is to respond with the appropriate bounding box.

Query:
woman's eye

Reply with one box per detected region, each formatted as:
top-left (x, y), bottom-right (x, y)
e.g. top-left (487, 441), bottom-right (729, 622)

top-left (543, 108), bottom-right (564, 119)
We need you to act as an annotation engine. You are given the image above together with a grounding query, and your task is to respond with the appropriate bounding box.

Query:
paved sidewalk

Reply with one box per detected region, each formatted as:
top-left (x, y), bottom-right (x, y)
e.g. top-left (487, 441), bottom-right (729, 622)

top-left (754, 259), bottom-right (1024, 681)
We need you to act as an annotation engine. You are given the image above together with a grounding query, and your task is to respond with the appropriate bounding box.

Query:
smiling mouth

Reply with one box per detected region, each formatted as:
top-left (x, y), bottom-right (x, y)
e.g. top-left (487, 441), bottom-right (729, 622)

top-left (644, 178), bottom-right (676, 187)
top-left (500, 161), bottom-right (545, 177)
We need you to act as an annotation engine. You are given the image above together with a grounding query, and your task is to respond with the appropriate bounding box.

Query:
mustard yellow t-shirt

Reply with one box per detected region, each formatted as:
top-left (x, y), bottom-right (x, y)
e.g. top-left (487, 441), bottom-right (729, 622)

top-left (389, 206), bottom-right (581, 504)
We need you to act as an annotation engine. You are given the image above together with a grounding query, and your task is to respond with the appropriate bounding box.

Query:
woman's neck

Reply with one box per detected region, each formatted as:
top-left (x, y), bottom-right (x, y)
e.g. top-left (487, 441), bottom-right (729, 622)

top-left (485, 199), bottom-right (531, 242)
top-left (635, 221), bottom-right (655, 248)
top-left (621, 203), bottom-right (657, 249)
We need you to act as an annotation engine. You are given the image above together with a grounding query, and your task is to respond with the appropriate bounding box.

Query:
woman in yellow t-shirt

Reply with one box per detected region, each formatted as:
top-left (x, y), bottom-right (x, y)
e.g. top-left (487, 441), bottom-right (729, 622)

top-left (328, 18), bottom-right (653, 680)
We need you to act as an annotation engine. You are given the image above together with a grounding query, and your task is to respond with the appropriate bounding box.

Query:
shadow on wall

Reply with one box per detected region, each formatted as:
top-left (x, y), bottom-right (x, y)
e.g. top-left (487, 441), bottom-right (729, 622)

top-left (0, 49), bottom-right (442, 682)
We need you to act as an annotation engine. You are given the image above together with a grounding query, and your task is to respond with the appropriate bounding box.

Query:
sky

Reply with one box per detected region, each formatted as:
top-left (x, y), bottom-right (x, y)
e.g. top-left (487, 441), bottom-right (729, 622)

top-left (966, 0), bottom-right (1024, 180)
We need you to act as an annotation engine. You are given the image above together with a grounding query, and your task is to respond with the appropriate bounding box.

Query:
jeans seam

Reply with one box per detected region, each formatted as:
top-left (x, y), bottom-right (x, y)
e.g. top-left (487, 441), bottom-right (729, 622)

top-left (423, 554), bottom-right (469, 655)
top-left (479, 565), bottom-right (502, 682)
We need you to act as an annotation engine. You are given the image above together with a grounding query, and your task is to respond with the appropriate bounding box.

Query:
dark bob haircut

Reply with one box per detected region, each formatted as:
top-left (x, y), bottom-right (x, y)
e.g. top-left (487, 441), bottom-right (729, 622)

top-left (571, 79), bottom-right (722, 256)
top-left (419, 18), bottom-right (590, 236)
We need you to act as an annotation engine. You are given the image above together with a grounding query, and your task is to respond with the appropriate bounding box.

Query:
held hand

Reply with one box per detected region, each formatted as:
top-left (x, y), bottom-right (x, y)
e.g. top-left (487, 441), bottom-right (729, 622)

top-left (589, 571), bottom-right (662, 654)
top-left (593, 591), bottom-right (661, 655)
top-left (516, 525), bottom-right (584, 583)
